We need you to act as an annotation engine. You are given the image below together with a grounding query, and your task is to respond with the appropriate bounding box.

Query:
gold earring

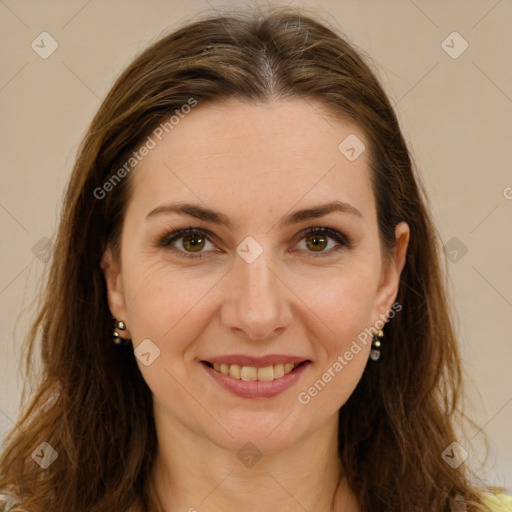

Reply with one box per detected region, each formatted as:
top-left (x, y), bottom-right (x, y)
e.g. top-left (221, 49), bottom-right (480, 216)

top-left (113, 319), bottom-right (130, 345)
top-left (370, 328), bottom-right (384, 361)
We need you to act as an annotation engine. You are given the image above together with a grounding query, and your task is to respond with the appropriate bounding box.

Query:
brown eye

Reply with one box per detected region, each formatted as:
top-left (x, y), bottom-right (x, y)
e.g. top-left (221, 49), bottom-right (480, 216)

top-left (295, 227), bottom-right (351, 257)
top-left (158, 227), bottom-right (215, 259)
top-left (181, 232), bottom-right (206, 252)
top-left (304, 232), bottom-right (328, 252)
top-left (158, 226), bottom-right (351, 260)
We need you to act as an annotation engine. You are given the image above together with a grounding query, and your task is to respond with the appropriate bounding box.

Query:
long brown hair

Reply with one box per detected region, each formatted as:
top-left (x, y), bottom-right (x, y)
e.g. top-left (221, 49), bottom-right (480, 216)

top-left (0, 5), bottom-right (495, 511)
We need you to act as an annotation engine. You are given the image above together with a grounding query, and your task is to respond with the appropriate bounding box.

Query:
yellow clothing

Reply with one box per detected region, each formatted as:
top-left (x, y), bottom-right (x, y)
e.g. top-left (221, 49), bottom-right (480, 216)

top-left (483, 493), bottom-right (512, 511)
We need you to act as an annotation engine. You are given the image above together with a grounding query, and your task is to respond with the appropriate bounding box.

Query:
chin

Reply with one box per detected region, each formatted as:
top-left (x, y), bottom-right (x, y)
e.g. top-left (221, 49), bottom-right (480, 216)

top-left (203, 408), bottom-right (309, 455)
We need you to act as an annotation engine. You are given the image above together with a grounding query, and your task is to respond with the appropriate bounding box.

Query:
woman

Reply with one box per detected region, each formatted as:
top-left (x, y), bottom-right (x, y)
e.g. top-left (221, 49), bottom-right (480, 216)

top-left (0, 5), bottom-right (510, 512)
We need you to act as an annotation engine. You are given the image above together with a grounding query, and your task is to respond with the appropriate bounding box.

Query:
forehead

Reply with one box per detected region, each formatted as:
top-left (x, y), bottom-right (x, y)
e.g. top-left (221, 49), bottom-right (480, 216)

top-left (129, 98), bottom-right (375, 227)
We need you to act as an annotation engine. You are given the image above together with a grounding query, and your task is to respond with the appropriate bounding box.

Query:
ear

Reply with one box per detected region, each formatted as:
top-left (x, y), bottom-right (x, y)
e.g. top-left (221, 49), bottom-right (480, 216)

top-left (371, 221), bottom-right (410, 324)
top-left (101, 247), bottom-right (131, 338)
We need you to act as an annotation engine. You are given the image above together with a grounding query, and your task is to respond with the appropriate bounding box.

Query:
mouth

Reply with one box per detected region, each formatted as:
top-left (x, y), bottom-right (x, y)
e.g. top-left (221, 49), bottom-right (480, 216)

top-left (201, 360), bottom-right (309, 381)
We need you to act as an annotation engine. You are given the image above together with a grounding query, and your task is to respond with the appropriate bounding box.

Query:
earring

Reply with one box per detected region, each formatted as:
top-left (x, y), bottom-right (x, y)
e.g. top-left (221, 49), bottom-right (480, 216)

top-left (370, 328), bottom-right (384, 361)
top-left (113, 319), bottom-right (130, 345)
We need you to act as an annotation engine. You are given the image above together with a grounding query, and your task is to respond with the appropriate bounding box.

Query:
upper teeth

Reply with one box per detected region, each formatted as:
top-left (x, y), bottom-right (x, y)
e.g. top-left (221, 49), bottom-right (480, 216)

top-left (211, 362), bottom-right (299, 381)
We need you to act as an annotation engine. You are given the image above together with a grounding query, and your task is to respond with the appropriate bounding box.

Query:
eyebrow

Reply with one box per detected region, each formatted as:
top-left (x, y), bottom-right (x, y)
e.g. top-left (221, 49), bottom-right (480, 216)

top-left (146, 200), bottom-right (365, 228)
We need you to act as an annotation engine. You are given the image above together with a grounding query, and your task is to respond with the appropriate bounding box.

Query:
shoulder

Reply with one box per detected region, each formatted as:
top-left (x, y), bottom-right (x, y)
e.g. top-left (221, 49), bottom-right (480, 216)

top-left (482, 493), bottom-right (512, 511)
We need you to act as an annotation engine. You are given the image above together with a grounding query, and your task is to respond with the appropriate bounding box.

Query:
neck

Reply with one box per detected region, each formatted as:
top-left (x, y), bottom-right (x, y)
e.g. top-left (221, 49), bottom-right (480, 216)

top-left (149, 409), bottom-right (359, 512)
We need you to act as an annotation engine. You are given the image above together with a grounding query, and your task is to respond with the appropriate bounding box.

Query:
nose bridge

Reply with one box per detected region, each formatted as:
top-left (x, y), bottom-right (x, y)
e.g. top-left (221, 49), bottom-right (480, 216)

top-left (241, 249), bottom-right (277, 299)
top-left (224, 242), bottom-right (291, 340)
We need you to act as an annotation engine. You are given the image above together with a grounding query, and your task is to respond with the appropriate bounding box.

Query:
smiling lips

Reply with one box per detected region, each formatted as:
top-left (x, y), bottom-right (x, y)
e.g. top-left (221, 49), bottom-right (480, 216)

top-left (205, 361), bottom-right (303, 381)
top-left (201, 355), bottom-right (311, 398)
top-left (202, 354), bottom-right (310, 381)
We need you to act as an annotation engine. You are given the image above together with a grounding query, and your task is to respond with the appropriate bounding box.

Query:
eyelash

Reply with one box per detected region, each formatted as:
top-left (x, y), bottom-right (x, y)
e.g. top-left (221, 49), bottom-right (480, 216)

top-left (156, 226), bottom-right (352, 259)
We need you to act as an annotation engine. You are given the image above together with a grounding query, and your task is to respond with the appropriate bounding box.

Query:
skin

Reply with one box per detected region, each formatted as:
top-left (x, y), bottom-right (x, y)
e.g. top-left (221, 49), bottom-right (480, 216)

top-left (102, 98), bottom-right (409, 511)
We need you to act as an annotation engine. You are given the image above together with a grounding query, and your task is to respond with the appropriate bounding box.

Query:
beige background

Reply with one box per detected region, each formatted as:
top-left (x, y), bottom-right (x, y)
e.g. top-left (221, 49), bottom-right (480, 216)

top-left (1, 0), bottom-right (511, 491)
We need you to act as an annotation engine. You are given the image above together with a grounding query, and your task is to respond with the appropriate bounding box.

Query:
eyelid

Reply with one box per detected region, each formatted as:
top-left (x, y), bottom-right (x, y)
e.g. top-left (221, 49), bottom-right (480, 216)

top-left (156, 225), bottom-right (352, 258)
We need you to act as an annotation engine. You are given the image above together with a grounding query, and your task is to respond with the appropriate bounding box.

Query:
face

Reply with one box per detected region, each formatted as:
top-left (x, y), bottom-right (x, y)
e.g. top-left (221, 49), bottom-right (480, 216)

top-left (102, 98), bottom-right (409, 453)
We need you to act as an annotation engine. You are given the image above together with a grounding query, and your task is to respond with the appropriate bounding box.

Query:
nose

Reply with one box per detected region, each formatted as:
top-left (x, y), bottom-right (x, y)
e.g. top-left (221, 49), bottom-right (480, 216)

top-left (220, 247), bottom-right (293, 342)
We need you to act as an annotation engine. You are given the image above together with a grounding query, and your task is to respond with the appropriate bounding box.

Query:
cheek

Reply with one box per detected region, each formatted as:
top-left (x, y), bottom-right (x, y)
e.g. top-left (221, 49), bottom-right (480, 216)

top-left (301, 263), bottom-right (380, 346)
top-left (293, 263), bottom-right (378, 409)
top-left (121, 254), bottom-right (225, 356)
top-left (297, 289), bottom-right (374, 414)
top-left (121, 263), bottom-right (216, 402)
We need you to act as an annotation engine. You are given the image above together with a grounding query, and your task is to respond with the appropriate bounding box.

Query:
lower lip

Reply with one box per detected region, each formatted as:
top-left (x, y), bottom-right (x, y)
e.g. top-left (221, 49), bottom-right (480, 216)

top-left (201, 361), bottom-right (311, 399)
